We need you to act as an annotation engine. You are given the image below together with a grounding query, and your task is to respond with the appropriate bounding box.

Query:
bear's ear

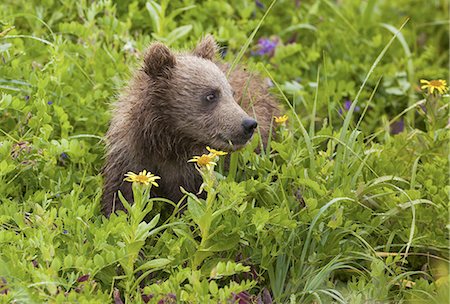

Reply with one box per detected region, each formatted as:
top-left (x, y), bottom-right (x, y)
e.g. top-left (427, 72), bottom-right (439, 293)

top-left (143, 42), bottom-right (176, 78)
top-left (193, 34), bottom-right (218, 60)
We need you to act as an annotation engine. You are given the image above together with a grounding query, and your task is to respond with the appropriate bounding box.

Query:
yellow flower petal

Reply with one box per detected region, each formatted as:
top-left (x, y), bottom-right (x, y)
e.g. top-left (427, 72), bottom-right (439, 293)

top-left (274, 114), bottom-right (288, 124)
top-left (206, 146), bottom-right (228, 156)
top-left (420, 79), bottom-right (448, 95)
top-left (188, 154), bottom-right (216, 169)
top-left (123, 170), bottom-right (160, 186)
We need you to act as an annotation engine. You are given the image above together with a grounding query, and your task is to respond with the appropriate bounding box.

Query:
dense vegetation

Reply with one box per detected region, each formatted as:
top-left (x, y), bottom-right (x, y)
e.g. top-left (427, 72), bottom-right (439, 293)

top-left (0, 0), bottom-right (449, 303)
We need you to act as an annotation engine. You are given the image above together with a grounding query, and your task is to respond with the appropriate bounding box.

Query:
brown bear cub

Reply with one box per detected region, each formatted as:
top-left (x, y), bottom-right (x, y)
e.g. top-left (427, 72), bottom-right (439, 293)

top-left (102, 35), bottom-right (279, 216)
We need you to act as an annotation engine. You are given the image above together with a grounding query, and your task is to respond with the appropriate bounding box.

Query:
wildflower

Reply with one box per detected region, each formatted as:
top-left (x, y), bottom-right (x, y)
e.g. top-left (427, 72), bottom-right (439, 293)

top-left (255, 0), bottom-right (265, 9)
top-left (123, 170), bottom-right (160, 186)
top-left (141, 294), bottom-right (154, 303)
top-left (206, 146), bottom-right (227, 156)
top-left (255, 37), bottom-right (278, 57)
top-left (344, 100), bottom-right (360, 112)
top-left (339, 99), bottom-right (360, 115)
top-left (420, 79), bottom-right (448, 95)
top-left (0, 278), bottom-right (8, 295)
top-left (390, 118), bottom-right (404, 135)
top-left (231, 291), bottom-right (252, 303)
top-left (122, 41), bottom-right (135, 53)
top-left (77, 274), bottom-right (90, 283)
top-left (220, 47), bottom-right (228, 59)
top-left (343, 100), bottom-right (351, 111)
top-left (188, 154), bottom-right (216, 170)
top-left (47, 101), bottom-right (53, 105)
top-left (274, 114), bottom-right (288, 124)
top-left (58, 152), bottom-right (69, 167)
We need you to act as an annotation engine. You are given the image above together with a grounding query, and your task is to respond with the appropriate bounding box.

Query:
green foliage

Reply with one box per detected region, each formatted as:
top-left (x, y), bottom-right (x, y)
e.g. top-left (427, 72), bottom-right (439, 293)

top-left (1, 0), bottom-right (449, 303)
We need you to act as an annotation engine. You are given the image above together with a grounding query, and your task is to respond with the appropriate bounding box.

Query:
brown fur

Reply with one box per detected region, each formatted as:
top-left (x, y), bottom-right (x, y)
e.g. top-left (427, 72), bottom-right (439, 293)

top-left (102, 35), bottom-right (280, 216)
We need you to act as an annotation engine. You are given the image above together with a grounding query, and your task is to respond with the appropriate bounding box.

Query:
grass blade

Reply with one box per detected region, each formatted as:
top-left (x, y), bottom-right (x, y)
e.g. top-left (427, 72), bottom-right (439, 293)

top-left (333, 18), bottom-right (410, 185)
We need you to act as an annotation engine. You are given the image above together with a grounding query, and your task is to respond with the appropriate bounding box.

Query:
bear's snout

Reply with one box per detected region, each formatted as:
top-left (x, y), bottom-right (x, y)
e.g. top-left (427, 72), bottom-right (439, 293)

top-left (242, 118), bottom-right (258, 136)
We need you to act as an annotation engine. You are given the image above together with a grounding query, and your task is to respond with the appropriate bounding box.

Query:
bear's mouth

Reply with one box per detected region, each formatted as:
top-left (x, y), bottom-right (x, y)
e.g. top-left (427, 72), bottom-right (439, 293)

top-left (217, 134), bottom-right (251, 151)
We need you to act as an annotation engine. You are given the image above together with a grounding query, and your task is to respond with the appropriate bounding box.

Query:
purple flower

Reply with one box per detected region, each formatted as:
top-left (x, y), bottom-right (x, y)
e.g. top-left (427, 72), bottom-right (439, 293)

top-left (58, 153), bottom-right (69, 167)
top-left (142, 294), bottom-right (154, 303)
top-left (232, 291), bottom-right (252, 304)
top-left (255, 0), bottom-right (265, 9)
top-left (339, 99), bottom-right (360, 115)
top-left (255, 37), bottom-right (278, 57)
top-left (390, 118), bottom-right (404, 135)
top-left (343, 100), bottom-right (352, 110)
top-left (259, 288), bottom-right (273, 304)
top-left (62, 229), bottom-right (68, 234)
top-left (24, 95), bottom-right (30, 101)
top-left (47, 101), bottom-right (53, 105)
top-left (77, 274), bottom-right (90, 283)
top-left (0, 277), bottom-right (8, 295)
top-left (220, 47), bottom-right (228, 59)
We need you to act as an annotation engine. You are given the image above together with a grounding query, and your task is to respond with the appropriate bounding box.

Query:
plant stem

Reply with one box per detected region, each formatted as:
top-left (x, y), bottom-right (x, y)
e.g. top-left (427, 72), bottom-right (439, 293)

top-left (193, 174), bottom-right (216, 268)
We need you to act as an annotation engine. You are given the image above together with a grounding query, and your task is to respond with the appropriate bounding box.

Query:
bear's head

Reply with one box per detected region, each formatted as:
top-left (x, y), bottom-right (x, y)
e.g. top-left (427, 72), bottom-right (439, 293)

top-left (142, 35), bottom-right (257, 152)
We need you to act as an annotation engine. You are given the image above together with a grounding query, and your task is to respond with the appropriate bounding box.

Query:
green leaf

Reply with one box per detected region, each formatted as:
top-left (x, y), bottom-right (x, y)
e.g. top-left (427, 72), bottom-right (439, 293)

top-left (165, 25), bottom-right (192, 45)
top-left (93, 254), bottom-right (105, 267)
top-left (203, 233), bottom-right (239, 252)
top-left (210, 261), bottom-right (250, 279)
top-left (327, 207), bottom-right (344, 229)
top-left (188, 196), bottom-right (205, 227)
top-left (146, 1), bottom-right (162, 34)
top-left (252, 208), bottom-right (270, 231)
top-left (135, 258), bottom-right (172, 273)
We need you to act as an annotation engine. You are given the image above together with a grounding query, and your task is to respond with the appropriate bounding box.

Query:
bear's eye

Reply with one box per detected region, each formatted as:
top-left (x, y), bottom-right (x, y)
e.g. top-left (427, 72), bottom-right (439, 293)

top-left (204, 90), bottom-right (219, 103)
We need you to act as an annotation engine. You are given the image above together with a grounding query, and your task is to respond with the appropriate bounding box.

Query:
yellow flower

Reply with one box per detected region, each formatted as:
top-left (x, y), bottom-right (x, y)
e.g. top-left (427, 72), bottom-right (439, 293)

top-left (206, 146), bottom-right (228, 156)
top-left (420, 79), bottom-right (448, 95)
top-left (123, 170), bottom-right (160, 186)
top-left (274, 114), bottom-right (288, 124)
top-left (188, 154), bottom-right (216, 170)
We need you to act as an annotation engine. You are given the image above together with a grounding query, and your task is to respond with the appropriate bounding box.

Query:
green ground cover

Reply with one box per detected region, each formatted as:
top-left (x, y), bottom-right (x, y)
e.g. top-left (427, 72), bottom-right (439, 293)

top-left (0, 0), bottom-right (449, 303)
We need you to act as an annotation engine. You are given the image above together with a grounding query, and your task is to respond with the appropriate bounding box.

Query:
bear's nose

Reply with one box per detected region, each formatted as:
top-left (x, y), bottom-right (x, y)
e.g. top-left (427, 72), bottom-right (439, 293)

top-left (242, 118), bottom-right (258, 135)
